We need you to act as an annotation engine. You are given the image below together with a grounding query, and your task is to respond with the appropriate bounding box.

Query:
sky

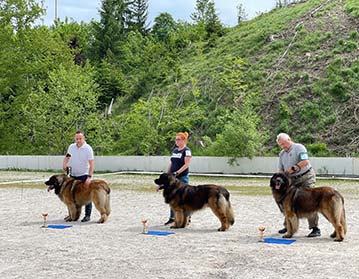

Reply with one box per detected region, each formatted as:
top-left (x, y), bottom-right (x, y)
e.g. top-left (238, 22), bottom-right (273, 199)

top-left (39, 0), bottom-right (278, 27)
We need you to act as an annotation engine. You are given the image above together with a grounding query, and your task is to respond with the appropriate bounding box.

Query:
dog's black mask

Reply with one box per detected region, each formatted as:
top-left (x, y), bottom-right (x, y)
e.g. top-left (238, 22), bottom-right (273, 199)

top-left (270, 173), bottom-right (289, 192)
top-left (45, 175), bottom-right (65, 195)
top-left (154, 173), bottom-right (174, 190)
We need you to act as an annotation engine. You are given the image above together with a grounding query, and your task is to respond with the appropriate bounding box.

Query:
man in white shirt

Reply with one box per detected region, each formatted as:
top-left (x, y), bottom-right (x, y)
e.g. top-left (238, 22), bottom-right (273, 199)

top-left (63, 131), bottom-right (94, 222)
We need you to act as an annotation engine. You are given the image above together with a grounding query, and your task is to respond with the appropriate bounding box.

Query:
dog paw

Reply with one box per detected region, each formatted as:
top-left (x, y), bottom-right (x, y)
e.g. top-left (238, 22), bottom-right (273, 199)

top-left (170, 225), bottom-right (179, 229)
top-left (282, 234), bottom-right (292, 238)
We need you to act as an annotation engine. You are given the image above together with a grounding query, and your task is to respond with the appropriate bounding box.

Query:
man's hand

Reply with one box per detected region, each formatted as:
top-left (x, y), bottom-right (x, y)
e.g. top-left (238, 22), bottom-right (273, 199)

top-left (85, 176), bottom-right (91, 186)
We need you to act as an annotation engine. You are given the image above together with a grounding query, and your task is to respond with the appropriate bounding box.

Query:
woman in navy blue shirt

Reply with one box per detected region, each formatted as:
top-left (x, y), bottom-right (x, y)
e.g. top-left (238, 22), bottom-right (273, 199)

top-left (164, 132), bottom-right (192, 225)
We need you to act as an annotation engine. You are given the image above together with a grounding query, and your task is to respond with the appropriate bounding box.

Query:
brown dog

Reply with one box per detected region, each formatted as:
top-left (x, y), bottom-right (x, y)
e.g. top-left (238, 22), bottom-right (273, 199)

top-left (45, 174), bottom-right (111, 223)
top-left (270, 172), bottom-right (347, 241)
top-left (154, 173), bottom-right (235, 231)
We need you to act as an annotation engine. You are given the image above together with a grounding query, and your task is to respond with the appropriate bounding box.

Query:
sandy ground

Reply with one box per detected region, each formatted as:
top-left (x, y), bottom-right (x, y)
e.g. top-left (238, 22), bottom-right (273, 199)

top-left (0, 174), bottom-right (359, 279)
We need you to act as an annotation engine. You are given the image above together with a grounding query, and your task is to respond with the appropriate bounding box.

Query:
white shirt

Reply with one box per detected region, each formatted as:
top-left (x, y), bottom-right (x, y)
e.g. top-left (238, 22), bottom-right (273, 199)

top-left (67, 142), bottom-right (94, 176)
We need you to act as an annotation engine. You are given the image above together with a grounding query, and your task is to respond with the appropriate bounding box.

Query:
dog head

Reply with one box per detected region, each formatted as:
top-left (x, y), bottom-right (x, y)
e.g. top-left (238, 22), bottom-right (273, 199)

top-left (45, 174), bottom-right (67, 195)
top-left (154, 173), bottom-right (176, 191)
top-left (270, 172), bottom-right (290, 193)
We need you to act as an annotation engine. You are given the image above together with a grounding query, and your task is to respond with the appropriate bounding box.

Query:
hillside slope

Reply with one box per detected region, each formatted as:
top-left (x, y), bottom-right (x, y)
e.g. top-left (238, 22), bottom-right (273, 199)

top-left (174, 0), bottom-right (359, 156)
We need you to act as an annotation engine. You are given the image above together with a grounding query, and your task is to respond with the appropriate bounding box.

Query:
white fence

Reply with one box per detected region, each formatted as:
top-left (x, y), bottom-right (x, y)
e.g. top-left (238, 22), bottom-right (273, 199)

top-left (0, 156), bottom-right (358, 177)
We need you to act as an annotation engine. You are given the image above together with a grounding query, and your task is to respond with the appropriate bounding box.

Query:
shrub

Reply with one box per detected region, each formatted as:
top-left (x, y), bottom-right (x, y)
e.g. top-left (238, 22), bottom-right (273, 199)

top-left (308, 142), bottom-right (331, 157)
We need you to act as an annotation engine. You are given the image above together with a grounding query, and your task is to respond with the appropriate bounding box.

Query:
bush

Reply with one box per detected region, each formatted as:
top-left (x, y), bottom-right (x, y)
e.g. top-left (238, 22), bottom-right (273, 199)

top-left (308, 142), bottom-right (331, 157)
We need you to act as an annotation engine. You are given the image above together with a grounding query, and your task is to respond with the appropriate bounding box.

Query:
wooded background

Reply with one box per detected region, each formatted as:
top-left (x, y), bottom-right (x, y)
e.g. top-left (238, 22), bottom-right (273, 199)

top-left (1, 0), bottom-right (358, 157)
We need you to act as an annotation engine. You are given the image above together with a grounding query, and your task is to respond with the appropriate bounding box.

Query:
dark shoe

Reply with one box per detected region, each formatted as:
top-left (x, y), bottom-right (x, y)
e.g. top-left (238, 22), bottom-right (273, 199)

top-left (307, 227), bottom-right (321, 237)
top-left (81, 216), bottom-right (91, 222)
top-left (164, 218), bottom-right (174, 225)
top-left (278, 228), bottom-right (287, 234)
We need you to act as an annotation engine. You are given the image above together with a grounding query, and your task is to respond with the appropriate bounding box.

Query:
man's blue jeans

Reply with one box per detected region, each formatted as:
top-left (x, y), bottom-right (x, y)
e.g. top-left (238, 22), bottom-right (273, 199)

top-left (71, 175), bottom-right (92, 217)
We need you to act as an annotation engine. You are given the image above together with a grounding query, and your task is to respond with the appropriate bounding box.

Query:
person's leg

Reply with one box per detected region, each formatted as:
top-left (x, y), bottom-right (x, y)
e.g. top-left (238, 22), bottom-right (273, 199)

top-left (71, 175), bottom-right (92, 222)
top-left (307, 213), bottom-right (320, 237)
top-left (296, 171), bottom-right (321, 237)
top-left (82, 203), bottom-right (92, 222)
top-left (178, 176), bottom-right (189, 184)
top-left (164, 208), bottom-right (175, 225)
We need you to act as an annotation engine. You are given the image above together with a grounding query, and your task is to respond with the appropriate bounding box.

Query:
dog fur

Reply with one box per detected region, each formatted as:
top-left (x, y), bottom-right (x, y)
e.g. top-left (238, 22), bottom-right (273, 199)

top-left (154, 173), bottom-right (235, 231)
top-left (45, 174), bottom-right (111, 223)
top-left (270, 172), bottom-right (347, 241)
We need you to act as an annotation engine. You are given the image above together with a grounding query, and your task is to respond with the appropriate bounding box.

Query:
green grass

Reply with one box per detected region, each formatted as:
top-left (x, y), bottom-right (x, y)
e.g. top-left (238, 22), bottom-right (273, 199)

top-left (345, 0), bottom-right (359, 18)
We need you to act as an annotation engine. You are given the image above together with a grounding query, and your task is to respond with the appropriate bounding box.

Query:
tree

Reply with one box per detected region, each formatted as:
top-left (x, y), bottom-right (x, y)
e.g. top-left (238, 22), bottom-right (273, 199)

top-left (127, 0), bottom-right (149, 35)
top-left (151, 12), bottom-right (177, 42)
top-left (15, 65), bottom-right (103, 154)
top-left (89, 0), bottom-right (130, 62)
top-left (237, 3), bottom-right (248, 24)
top-left (190, 0), bottom-right (223, 39)
top-left (203, 108), bottom-right (264, 160)
top-left (0, 0), bottom-right (44, 32)
top-left (51, 20), bottom-right (92, 66)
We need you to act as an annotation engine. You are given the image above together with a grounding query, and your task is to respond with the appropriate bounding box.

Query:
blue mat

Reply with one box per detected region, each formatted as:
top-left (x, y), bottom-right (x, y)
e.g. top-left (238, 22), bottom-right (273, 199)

top-left (264, 238), bottom-right (296, 245)
top-left (47, 224), bottom-right (73, 229)
top-left (146, 230), bottom-right (175, 236)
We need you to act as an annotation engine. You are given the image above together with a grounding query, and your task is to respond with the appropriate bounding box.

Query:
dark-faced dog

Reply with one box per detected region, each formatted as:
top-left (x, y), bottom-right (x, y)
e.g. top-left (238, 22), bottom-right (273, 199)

top-left (45, 174), bottom-right (111, 223)
top-left (270, 172), bottom-right (347, 241)
top-left (154, 173), bottom-right (235, 231)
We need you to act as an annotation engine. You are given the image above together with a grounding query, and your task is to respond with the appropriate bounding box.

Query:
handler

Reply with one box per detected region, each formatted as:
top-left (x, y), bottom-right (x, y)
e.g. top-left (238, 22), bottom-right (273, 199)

top-left (63, 130), bottom-right (95, 222)
top-left (276, 132), bottom-right (321, 237)
top-left (164, 132), bottom-right (192, 225)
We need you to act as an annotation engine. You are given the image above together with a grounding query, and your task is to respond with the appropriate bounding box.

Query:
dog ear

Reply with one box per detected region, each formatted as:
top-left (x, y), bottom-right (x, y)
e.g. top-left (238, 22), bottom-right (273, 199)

top-left (56, 175), bottom-right (64, 187)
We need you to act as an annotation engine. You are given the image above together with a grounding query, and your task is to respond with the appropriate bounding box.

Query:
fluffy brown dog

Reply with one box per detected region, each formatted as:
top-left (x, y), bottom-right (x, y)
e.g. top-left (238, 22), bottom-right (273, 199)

top-left (154, 173), bottom-right (235, 231)
top-left (270, 172), bottom-right (347, 241)
top-left (45, 174), bottom-right (111, 223)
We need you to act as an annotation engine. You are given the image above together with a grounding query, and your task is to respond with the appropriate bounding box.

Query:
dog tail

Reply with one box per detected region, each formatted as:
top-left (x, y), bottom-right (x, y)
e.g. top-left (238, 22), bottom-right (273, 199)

top-left (340, 195), bottom-right (347, 235)
top-left (226, 200), bottom-right (235, 226)
top-left (222, 189), bottom-right (235, 226)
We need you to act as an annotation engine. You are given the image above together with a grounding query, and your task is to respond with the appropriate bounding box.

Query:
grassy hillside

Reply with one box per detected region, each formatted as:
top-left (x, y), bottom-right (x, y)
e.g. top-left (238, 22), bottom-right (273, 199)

top-left (164, 0), bottom-right (359, 156)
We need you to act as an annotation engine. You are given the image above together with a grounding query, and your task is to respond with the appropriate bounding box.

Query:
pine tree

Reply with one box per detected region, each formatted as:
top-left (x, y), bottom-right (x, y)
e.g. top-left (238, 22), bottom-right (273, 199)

top-left (128, 0), bottom-right (149, 35)
top-left (90, 0), bottom-right (130, 62)
top-left (151, 12), bottom-right (177, 42)
top-left (191, 0), bottom-right (223, 39)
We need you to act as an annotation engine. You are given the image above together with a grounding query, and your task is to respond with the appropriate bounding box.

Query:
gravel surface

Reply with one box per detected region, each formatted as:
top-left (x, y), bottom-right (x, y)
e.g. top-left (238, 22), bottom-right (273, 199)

top-left (0, 172), bottom-right (358, 279)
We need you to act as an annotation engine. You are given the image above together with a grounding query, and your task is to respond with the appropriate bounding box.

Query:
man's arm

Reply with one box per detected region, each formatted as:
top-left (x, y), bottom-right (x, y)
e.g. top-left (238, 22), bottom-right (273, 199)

top-left (63, 154), bottom-right (71, 171)
top-left (88, 159), bottom-right (94, 177)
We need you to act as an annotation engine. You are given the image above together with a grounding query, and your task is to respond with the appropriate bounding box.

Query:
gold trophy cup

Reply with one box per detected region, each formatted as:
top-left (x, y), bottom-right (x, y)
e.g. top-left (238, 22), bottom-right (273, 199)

top-left (41, 212), bottom-right (48, 228)
top-left (258, 226), bottom-right (265, 242)
top-left (141, 218), bottom-right (148, 234)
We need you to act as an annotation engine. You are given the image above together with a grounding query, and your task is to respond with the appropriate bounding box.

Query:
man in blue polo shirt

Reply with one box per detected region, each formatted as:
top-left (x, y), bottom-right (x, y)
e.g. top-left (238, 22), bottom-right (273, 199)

top-left (63, 130), bottom-right (94, 222)
top-left (276, 132), bottom-right (321, 237)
